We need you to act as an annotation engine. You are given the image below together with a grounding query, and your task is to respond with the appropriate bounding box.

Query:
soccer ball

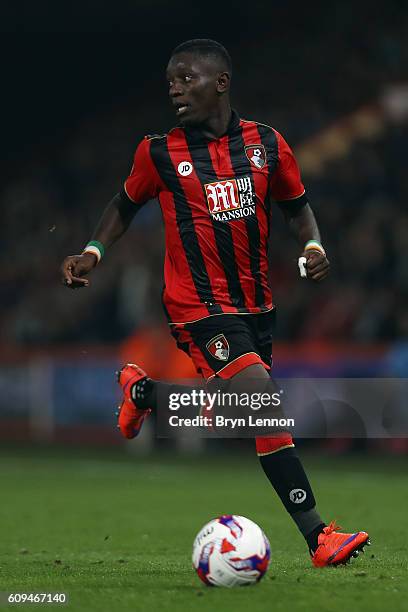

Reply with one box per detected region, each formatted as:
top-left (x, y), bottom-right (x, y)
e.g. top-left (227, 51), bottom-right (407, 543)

top-left (192, 515), bottom-right (270, 587)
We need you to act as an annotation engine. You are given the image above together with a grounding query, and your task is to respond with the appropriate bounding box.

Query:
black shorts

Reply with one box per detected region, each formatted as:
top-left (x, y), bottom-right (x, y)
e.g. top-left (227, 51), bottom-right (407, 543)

top-left (170, 309), bottom-right (275, 380)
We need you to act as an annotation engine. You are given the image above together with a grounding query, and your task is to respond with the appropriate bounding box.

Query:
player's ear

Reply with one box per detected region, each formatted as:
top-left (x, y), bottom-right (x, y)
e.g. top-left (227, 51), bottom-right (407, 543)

top-left (216, 72), bottom-right (230, 93)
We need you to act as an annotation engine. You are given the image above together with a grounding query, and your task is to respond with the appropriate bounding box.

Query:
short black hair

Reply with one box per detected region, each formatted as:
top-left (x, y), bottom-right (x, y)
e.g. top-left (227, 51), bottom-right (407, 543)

top-left (171, 39), bottom-right (232, 73)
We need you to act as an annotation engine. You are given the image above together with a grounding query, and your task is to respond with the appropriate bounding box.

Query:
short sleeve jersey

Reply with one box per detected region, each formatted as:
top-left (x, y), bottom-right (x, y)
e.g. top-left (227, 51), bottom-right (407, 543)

top-left (124, 111), bottom-right (305, 325)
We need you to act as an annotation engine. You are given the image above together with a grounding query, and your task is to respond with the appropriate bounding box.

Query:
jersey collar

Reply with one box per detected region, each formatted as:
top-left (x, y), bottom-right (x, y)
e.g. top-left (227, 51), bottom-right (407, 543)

top-left (181, 109), bottom-right (240, 143)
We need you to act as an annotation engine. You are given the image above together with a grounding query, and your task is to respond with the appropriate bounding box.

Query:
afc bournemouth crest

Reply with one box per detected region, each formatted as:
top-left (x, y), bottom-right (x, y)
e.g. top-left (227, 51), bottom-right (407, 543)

top-left (206, 334), bottom-right (230, 361)
top-left (245, 144), bottom-right (266, 169)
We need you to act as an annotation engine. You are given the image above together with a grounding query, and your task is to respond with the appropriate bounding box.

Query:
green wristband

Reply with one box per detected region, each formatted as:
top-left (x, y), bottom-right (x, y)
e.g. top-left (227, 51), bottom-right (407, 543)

top-left (83, 240), bottom-right (105, 263)
top-left (304, 240), bottom-right (326, 256)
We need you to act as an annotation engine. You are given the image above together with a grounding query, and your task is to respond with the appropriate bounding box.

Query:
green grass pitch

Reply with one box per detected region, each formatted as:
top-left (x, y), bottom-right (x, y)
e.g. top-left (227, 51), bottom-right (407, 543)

top-left (0, 445), bottom-right (407, 611)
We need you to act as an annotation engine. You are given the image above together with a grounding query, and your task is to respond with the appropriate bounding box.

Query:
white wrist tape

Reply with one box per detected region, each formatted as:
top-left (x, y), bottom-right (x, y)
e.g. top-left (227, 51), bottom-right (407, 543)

top-left (298, 256), bottom-right (307, 278)
top-left (82, 245), bottom-right (102, 264)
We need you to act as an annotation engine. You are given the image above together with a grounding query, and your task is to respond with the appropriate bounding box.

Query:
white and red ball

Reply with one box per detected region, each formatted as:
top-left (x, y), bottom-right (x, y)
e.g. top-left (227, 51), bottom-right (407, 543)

top-left (192, 515), bottom-right (271, 587)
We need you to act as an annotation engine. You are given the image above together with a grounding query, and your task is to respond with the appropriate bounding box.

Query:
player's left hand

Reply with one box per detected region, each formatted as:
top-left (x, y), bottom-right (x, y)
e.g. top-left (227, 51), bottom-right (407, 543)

top-left (302, 249), bottom-right (330, 281)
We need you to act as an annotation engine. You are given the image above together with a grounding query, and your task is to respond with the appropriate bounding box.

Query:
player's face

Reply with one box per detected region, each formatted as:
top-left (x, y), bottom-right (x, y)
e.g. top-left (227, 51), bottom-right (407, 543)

top-left (166, 53), bottom-right (224, 126)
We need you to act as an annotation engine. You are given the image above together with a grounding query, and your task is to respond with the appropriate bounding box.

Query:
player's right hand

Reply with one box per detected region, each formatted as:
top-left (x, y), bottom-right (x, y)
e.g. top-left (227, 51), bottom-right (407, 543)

top-left (60, 253), bottom-right (97, 289)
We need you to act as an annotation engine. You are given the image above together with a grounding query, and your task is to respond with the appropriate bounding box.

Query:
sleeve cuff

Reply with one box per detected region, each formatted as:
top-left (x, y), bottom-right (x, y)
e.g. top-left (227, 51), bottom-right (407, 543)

top-left (276, 192), bottom-right (308, 213)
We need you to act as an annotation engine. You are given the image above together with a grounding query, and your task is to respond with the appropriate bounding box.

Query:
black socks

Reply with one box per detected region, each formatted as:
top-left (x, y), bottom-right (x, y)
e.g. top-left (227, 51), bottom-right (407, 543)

top-left (259, 446), bottom-right (325, 552)
top-left (131, 377), bottom-right (156, 409)
top-left (305, 521), bottom-right (326, 554)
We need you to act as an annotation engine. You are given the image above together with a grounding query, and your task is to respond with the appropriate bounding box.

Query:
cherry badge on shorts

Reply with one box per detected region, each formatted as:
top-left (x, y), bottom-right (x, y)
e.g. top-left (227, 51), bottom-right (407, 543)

top-left (245, 144), bottom-right (266, 169)
top-left (206, 334), bottom-right (230, 361)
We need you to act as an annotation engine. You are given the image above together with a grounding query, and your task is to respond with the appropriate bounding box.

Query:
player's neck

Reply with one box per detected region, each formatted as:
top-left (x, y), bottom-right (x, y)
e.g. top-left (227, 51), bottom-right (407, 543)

top-left (197, 106), bottom-right (232, 141)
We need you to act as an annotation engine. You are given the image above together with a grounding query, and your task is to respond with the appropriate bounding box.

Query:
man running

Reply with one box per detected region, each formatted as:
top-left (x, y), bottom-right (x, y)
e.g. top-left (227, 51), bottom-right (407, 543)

top-left (61, 39), bottom-right (370, 567)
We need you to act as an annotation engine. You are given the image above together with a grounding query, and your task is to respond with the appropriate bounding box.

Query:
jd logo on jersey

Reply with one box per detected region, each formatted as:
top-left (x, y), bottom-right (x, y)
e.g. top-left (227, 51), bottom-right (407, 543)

top-left (245, 144), bottom-right (266, 169)
top-left (177, 161), bottom-right (193, 176)
top-left (206, 334), bottom-right (230, 361)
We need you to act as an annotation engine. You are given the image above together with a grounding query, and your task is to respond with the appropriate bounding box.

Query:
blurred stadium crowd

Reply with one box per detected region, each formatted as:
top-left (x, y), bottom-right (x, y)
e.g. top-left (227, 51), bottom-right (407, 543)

top-left (1, 3), bottom-right (407, 350)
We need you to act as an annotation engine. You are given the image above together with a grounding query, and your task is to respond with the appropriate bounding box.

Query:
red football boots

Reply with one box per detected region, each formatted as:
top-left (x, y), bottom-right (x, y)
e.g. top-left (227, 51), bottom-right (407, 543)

top-left (311, 521), bottom-right (370, 567)
top-left (116, 364), bottom-right (152, 439)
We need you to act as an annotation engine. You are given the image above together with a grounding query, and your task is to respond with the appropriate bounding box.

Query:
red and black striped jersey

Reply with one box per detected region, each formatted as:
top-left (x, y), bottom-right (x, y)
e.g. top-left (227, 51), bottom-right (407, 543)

top-left (124, 110), bottom-right (305, 325)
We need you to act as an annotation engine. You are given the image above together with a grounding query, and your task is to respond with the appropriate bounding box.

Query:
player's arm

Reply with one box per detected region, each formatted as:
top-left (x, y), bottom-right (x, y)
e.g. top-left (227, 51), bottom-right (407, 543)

top-left (280, 196), bottom-right (329, 282)
top-left (60, 191), bottom-right (139, 288)
top-left (60, 137), bottom-right (161, 289)
top-left (270, 131), bottom-right (330, 282)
